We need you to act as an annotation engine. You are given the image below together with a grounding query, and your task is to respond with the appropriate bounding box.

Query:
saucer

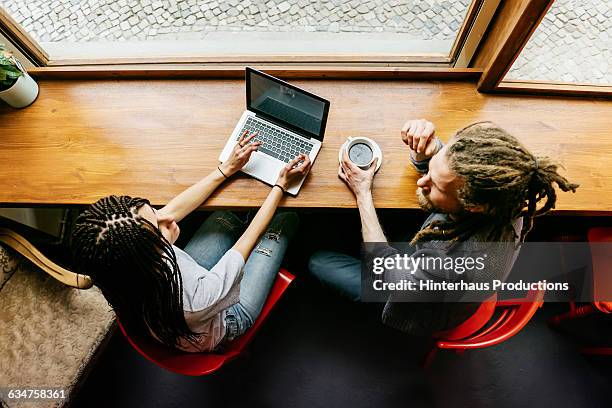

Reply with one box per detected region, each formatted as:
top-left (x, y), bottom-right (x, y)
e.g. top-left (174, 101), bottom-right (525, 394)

top-left (338, 137), bottom-right (383, 173)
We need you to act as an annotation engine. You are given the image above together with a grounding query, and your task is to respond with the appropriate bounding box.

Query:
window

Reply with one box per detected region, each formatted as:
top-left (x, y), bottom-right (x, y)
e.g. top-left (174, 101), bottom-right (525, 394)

top-left (0, 1), bottom-right (494, 66)
top-left (504, 0), bottom-right (610, 86)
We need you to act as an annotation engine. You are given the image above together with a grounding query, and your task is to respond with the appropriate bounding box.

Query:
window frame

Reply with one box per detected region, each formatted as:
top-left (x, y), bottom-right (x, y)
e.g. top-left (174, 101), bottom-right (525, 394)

top-left (0, 7), bottom-right (47, 66)
top-left (1, 1), bottom-right (492, 71)
top-left (475, 0), bottom-right (611, 98)
top-left (2, 0), bottom-right (608, 98)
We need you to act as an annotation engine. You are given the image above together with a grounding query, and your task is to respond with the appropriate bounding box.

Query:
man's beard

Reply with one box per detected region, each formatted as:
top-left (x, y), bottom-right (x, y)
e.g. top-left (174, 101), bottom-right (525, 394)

top-left (417, 188), bottom-right (443, 213)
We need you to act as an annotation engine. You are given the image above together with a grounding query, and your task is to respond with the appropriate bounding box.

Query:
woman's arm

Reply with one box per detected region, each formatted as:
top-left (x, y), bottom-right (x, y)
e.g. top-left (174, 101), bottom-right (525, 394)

top-left (232, 185), bottom-right (284, 260)
top-left (233, 154), bottom-right (311, 260)
top-left (159, 131), bottom-right (261, 222)
top-left (158, 168), bottom-right (227, 222)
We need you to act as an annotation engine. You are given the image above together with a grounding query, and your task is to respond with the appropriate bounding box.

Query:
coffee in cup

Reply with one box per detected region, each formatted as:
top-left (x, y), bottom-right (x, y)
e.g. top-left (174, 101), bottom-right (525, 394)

top-left (346, 137), bottom-right (375, 169)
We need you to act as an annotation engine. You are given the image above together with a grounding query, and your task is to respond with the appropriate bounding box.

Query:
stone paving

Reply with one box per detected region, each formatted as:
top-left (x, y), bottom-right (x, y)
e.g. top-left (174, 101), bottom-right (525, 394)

top-left (507, 0), bottom-right (611, 85)
top-left (1, 0), bottom-right (610, 84)
top-left (0, 0), bottom-right (470, 40)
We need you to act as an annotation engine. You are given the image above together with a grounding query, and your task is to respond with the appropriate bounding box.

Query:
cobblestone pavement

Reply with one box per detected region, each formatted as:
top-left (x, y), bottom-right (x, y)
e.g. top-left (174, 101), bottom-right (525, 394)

top-left (507, 0), bottom-right (611, 85)
top-left (0, 0), bottom-right (470, 39)
top-left (1, 0), bottom-right (610, 84)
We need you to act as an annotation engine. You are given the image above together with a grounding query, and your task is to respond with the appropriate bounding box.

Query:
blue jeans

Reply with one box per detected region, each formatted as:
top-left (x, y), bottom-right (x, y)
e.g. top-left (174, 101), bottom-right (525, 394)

top-left (308, 250), bottom-right (362, 302)
top-left (183, 210), bottom-right (298, 344)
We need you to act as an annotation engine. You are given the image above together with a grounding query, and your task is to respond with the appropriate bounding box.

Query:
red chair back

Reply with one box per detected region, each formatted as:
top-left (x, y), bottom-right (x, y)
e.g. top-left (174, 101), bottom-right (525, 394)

top-left (547, 228), bottom-right (612, 356)
top-left (437, 288), bottom-right (544, 350)
top-left (434, 293), bottom-right (497, 342)
top-left (588, 227), bottom-right (612, 308)
top-left (118, 268), bottom-right (295, 376)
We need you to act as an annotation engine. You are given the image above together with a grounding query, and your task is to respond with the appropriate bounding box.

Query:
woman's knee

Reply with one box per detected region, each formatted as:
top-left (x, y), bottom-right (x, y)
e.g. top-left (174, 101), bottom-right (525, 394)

top-left (193, 211), bottom-right (243, 235)
top-left (213, 210), bottom-right (247, 231)
top-left (265, 212), bottom-right (299, 242)
top-left (272, 211), bottom-right (299, 230)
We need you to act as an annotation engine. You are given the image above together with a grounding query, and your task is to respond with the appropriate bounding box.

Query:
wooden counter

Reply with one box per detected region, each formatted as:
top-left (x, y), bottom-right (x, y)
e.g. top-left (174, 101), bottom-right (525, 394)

top-left (0, 79), bottom-right (610, 213)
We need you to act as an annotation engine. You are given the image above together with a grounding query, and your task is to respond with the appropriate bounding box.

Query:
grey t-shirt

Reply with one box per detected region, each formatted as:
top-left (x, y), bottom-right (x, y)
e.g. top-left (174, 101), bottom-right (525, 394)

top-left (172, 246), bottom-right (245, 352)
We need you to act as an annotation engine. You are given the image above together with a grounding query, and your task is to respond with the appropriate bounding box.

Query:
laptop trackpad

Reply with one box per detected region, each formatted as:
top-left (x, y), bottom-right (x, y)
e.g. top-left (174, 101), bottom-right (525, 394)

top-left (242, 153), bottom-right (283, 185)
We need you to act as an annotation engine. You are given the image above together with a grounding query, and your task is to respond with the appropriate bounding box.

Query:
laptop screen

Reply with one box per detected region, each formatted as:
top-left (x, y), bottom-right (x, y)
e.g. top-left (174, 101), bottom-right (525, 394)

top-left (246, 67), bottom-right (330, 141)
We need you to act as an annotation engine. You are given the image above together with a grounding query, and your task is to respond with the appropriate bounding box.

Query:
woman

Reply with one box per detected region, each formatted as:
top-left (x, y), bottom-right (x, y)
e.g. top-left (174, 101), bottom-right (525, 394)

top-left (71, 131), bottom-right (311, 352)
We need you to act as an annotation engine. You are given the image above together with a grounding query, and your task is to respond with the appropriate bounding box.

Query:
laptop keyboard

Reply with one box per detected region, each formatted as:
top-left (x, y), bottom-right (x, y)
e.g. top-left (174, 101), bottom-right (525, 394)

top-left (238, 117), bottom-right (314, 163)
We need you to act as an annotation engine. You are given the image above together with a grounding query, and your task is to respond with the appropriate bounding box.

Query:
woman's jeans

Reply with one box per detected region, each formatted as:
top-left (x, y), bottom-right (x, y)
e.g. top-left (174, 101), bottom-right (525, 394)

top-left (183, 210), bottom-right (298, 344)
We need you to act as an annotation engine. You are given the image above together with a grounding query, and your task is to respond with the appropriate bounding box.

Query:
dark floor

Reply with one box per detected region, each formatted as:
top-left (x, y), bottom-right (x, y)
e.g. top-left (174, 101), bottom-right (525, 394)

top-left (72, 211), bottom-right (612, 408)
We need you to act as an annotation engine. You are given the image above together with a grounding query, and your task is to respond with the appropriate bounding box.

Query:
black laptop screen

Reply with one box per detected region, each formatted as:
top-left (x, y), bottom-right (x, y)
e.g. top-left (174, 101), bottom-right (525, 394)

top-left (246, 68), bottom-right (329, 141)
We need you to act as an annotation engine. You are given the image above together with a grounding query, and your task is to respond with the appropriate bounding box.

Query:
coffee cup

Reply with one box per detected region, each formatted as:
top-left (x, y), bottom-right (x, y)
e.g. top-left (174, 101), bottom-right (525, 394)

top-left (346, 137), bottom-right (375, 169)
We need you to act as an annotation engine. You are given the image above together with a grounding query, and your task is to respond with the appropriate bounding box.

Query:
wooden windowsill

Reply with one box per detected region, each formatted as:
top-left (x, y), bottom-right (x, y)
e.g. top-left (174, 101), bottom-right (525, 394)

top-left (27, 66), bottom-right (483, 80)
top-left (496, 80), bottom-right (612, 98)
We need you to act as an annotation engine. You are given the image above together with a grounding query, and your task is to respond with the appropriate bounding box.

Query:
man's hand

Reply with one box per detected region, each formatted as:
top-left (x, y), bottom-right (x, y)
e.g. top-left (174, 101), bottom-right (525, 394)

top-left (276, 153), bottom-right (312, 191)
top-left (338, 148), bottom-right (378, 199)
top-left (401, 119), bottom-right (438, 162)
top-left (219, 130), bottom-right (261, 177)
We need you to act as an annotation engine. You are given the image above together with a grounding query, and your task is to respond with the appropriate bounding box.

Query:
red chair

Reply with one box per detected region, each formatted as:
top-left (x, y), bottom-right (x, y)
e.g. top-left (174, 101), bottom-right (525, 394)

top-left (423, 289), bottom-right (545, 367)
top-left (548, 227), bottom-right (612, 356)
top-left (118, 268), bottom-right (295, 376)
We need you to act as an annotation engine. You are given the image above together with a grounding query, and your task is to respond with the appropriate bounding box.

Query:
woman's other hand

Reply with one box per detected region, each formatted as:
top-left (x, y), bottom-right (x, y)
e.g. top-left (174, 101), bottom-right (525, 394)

top-left (219, 130), bottom-right (261, 177)
top-left (276, 154), bottom-right (312, 191)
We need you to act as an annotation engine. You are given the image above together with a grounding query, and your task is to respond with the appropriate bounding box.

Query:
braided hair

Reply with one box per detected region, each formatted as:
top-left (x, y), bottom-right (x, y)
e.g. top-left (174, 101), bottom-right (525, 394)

top-left (71, 195), bottom-right (197, 347)
top-left (411, 122), bottom-right (579, 245)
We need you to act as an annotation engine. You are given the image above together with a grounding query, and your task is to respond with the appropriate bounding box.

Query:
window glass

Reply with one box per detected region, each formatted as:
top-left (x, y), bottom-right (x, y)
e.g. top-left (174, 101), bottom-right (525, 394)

top-left (505, 0), bottom-right (611, 85)
top-left (0, 0), bottom-right (474, 61)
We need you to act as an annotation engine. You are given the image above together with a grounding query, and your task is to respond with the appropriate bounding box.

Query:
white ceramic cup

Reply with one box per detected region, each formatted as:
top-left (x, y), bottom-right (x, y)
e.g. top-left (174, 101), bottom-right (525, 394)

top-left (345, 137), bottom-right (375, 169)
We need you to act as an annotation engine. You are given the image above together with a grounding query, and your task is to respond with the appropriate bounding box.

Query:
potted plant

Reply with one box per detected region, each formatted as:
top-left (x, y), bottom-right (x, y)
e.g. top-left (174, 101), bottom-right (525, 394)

top-left (0, 43), bottom-right (39, 108)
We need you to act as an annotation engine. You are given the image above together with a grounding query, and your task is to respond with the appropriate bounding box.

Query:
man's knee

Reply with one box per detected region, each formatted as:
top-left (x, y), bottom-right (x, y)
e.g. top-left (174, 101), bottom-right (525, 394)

top-left (309, 250), bottom-right (362, 302)
top-left (308, 250), bottom-right (336, 279)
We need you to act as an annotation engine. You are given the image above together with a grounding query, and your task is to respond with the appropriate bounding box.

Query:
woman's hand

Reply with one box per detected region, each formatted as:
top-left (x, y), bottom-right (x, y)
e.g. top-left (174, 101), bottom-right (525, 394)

top-left (338, 149), bottom-right (378, 199)
top-left (276, 154), bottom-right (312, 191)
top-left (219, 130), bottom-right (261, 177)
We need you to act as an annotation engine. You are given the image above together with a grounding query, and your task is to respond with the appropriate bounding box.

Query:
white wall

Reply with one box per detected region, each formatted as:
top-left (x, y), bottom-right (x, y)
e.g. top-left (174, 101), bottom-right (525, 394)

top-left (0, 208), bottom-right (65, 237)
top-left (1, 31), bottom-right (35, 69)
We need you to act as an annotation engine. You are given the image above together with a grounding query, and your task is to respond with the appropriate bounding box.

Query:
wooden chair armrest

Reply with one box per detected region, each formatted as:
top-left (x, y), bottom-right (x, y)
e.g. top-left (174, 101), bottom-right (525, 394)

top-left (0, 227), bottom-right (92, 289)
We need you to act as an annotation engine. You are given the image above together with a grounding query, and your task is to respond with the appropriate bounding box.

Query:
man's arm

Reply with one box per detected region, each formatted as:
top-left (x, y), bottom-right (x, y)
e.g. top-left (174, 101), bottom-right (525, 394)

top-left (401, 118), bottom-right (442, 173)
top-left (339, 118), bottom-right (442, 242)
top-left (356, 192), bottom-right (387, 243)
top-left (410, 138), bottom-right (444, 174)
top-left (338, 149), bottom-right (387, 242)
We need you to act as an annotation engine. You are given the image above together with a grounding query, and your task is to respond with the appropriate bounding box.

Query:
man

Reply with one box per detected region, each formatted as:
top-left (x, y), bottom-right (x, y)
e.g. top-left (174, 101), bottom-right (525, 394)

top-left (309, 119), bottom-right (578, 335)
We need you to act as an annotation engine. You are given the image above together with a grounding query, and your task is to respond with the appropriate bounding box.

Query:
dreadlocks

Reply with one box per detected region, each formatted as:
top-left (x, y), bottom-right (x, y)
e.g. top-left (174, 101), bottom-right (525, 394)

top-left (411, 122), bottom-right (579, 245)
top-left (71, 195), bottom-right (197, 347)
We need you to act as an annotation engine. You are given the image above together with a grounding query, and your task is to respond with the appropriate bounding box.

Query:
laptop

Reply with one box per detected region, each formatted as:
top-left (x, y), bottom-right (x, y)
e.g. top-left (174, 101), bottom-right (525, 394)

top-left (219, 67), bottom-right (330, 195)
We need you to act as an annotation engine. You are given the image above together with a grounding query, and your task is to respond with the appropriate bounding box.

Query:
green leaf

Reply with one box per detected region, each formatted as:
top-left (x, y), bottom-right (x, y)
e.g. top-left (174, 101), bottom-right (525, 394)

top-left (1, 66), bottom-right (22, 78)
